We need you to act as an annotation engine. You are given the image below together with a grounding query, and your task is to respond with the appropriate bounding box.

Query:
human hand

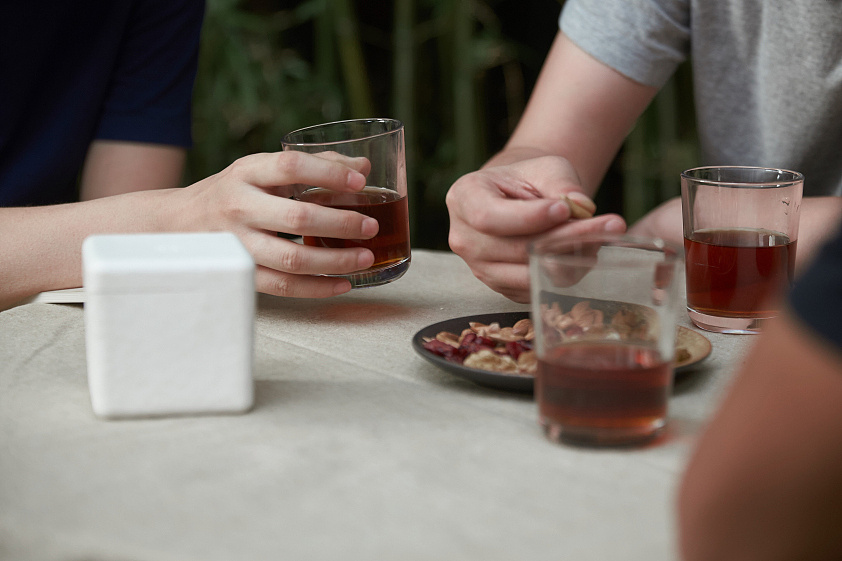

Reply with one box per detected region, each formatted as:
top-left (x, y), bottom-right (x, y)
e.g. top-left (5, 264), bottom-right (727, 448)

top-left (627, 196), bottom-right (683, 247)
top-left (445, 156), bottom-right (626, 302)
top-left (175, 151), bottom-right (380, 298)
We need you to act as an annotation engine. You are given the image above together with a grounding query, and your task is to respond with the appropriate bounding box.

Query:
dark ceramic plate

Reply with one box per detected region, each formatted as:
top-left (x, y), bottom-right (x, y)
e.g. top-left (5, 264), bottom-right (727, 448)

top-left (412, 312), bottom-right (712, 393)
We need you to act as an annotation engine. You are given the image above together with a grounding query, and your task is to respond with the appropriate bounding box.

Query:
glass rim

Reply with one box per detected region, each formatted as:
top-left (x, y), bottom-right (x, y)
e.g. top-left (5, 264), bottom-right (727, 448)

top-left (680, 165), bottom-right (804, 188)
top-left (281, 118), bottom-right (404, 147)
top-left (528, 233), bottom-right (682, 267)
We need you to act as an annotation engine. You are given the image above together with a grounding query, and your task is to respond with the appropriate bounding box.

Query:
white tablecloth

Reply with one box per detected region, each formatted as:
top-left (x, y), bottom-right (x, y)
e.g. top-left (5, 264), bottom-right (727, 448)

top-left (0, 250), bottom-right (753, 561)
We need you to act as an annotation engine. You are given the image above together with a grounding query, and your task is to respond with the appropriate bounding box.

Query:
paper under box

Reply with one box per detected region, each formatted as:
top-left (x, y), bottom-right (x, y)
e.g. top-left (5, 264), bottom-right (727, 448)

top-left (82, 232), bottom-right (255, 418)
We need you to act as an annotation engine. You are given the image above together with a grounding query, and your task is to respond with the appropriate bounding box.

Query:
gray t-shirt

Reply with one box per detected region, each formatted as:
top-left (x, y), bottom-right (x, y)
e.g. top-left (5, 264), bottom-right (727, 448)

top-left (560, 0), bottom-right (842, 196)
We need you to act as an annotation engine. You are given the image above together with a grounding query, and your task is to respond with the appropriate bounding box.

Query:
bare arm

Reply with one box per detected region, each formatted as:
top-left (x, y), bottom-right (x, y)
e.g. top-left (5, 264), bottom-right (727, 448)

top-left (79, 140), bottom-right (186, 200)
top-left (494, 32), bottom-right (658, 195)
top-left (678, 310), bottom-right (842, 561)
top-left (446, 31), bottom-right (658, 300)
top-left (0, 152), bottom-right (381, 310)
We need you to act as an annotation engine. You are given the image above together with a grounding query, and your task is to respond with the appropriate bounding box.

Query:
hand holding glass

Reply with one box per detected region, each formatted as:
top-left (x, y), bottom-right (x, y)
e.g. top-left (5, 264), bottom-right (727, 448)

top-left (282, 119), bottom-right (411, 288)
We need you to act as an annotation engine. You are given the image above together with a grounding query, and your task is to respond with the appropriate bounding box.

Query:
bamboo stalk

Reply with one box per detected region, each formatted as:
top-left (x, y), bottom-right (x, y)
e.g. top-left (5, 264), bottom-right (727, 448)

top-left (314, 0), bottom-right (335, 87)
top-left (332, 0), bottom-right (375, 118)
top-left (453, 0), bottom-right (478, 175)
top-left (393, 0), bottom-right (418, 239)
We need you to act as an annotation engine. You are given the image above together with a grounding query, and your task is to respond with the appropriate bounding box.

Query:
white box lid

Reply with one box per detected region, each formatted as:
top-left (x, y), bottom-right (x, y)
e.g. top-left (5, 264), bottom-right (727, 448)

top-left (83, 232), bottom-right (254, 294)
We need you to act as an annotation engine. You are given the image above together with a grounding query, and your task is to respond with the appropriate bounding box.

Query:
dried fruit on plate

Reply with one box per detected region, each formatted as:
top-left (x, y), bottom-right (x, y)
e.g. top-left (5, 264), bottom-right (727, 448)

top-left (421, 319), bottom-right (536, 376)
top-left (422, 305), bottom-right (695, 376)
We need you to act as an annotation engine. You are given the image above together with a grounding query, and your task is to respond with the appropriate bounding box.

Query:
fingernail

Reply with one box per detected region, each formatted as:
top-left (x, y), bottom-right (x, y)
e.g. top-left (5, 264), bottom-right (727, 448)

top-left (604, 217), bottom-right (626, 233)
top-left (347, 170), bottom-right (365, 187)
top-left (357, 250), bottom-right (375, 269)
top-left (547, 201), bottom-right (569, 221)
top-left (334, 280), bottom-right (352, 295)
top-left (361, 217), bottom-right (379, 238)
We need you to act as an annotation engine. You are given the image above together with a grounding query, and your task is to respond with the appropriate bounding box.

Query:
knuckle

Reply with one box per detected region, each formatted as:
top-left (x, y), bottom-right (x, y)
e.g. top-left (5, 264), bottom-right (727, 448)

top-left (277, 245), bottom-right (306, 273)
top-left (469, 206), bottom-right (495, 231)
top-left (448, 231), bottom-right (469, 256)
top-left (220, 193), bottom-right (246, 223)
top-left (225, 156), bottom-right (250, 181)
top-left (336, 211), bottom-right (361, 237)
top-left (276, 151), bottom-right (304, 178)
top-left (473, 267), bottom-right (495, 288)
top-left (281, 203), bottom-right (312, 232)
top-left (267, 274), bottom-right (295, 297)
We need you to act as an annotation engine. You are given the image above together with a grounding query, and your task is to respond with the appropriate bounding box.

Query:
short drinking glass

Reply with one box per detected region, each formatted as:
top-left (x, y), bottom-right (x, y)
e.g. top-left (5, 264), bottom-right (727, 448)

top-left (529, 234), bottom-right (683, 447)
top-left (282, 118), bottom-right (411, 288)
top-left (681, 166), bottom-right (802, 334)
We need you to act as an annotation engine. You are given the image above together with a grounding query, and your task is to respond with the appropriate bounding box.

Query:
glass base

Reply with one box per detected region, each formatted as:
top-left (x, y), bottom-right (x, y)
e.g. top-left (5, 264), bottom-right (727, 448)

top-left (540, 417), bottom-right (665, 448)
top-left (687, 307), bottom-right (773, 334)
top-left (327, 257), bottom-right (410, 289)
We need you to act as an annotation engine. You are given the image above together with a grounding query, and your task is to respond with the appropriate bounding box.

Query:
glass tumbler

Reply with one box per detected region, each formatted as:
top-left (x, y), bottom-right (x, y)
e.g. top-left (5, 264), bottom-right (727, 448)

top-left (282, 118), bottom-right (410, 288)
top-left (681, 166), bottom-right (802, 334)
top-left (529, 234), bottom-right (683, 447)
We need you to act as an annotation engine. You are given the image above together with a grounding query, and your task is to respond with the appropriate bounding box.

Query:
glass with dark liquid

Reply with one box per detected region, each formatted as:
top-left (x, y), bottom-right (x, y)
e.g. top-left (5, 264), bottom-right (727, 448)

top-left (297, 186), bottom-right (411, 286)
top-left (529, 234), bottom-right (683, 447)
top-left (537, 342), bottom-right (672, 446)
top-left (282, 119), bottom-right (410, 288)
top-left (681, 167), bottom-right (803, 333)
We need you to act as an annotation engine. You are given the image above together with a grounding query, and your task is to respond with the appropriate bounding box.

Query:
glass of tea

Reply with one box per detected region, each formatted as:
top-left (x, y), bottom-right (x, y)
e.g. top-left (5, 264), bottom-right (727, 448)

top-left (529, 234), bottom-right (683, 447)
top-left (681, 166), bottom-right (803, 334)
top-left (281, 118), bottom-right (411, 288)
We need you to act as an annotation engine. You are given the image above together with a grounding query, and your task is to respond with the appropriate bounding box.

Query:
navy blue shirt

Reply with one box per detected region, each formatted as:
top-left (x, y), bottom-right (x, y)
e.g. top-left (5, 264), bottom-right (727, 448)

top-left (790, 226), bottom-right (842, 352)
top-left (0, 1), bottom-right (204, 206)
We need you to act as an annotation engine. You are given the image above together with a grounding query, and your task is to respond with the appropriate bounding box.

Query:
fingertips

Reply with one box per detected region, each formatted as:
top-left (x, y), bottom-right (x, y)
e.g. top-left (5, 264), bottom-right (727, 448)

top-left (547, 200), bottom-right (571, 222)
top-left (360, 217), bottom-right (379, 239)
top-left (467, 198), bottom-right (573, 237)
top-left (243, 151), bottom-right (370, 194)
top-left (602, 215), bottom-right (627, 233)
top-left (346, 169), bottom-right (366, 191)
top-left (356, 248), bottom-right (375, 270)
top-left (256, 266), bottom-right (353, 298)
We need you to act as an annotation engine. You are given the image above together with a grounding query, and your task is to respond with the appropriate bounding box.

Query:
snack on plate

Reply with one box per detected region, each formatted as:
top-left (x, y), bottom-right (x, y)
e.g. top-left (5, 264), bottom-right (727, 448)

top-left (422, 302), bottom-right (694, 376)
top-left (421, 318), bottom-right (536, 376)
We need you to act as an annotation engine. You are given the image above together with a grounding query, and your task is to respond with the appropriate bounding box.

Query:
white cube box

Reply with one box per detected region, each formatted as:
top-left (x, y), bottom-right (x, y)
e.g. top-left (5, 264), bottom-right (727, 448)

top-left (82, 232), bottom-right (255, 418)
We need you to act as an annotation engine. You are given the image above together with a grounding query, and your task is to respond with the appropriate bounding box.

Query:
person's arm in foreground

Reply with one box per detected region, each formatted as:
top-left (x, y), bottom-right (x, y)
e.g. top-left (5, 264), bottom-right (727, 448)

top-left (445, 31), bottom-right (657, 301)
top-left (79, 140), bottom-right (187, 200)
top-left (678, 311), bottom-right (842, 560)
top-left (0, 151), bottom-right (379, 310)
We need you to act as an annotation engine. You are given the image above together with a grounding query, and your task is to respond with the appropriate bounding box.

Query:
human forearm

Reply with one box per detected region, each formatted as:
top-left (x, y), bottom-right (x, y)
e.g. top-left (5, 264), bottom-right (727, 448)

top-left (678, 310), bottom-right (842, 561)
top-left (488, 32), bottom-right (657, 196)
top-left (0, 151), bottom-right (399, 309)
top-left (482, 145), bottom-right (556, 170)
top-left (0, 189), bottom-right (177, 309)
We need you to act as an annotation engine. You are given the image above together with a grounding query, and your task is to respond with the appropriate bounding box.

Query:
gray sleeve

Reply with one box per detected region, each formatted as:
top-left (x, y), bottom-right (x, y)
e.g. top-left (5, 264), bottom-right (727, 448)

top-left (559, 0), bottom-right (691, 88)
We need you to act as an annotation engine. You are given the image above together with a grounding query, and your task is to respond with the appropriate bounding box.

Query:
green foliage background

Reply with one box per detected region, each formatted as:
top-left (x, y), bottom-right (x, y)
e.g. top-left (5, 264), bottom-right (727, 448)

top-left (186, 0), bottom-right (699, 250)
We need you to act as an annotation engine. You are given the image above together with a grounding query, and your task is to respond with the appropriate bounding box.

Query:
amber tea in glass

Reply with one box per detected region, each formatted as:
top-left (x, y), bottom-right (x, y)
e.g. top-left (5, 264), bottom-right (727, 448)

top-left (529, 234), bottom-right (683, 447)
top-left (681, 167), bottom-right (802, 334)
top-left (282, 119), bottom-right (410, 288)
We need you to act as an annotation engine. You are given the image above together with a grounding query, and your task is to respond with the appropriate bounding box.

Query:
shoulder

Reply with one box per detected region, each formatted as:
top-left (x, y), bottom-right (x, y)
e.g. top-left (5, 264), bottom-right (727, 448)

top-left (559, 0), bottom-right (692, 87)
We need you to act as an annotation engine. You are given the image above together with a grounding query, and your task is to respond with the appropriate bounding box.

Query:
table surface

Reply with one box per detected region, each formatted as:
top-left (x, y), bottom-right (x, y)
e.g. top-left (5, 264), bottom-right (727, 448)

top-left (0, 249), bottom-right (755, 561)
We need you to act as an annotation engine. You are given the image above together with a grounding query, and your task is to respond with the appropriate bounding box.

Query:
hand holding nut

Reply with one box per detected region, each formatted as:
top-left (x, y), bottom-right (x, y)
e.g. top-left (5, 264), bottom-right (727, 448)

top-left (560, 193), bottom-right (597, 219)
